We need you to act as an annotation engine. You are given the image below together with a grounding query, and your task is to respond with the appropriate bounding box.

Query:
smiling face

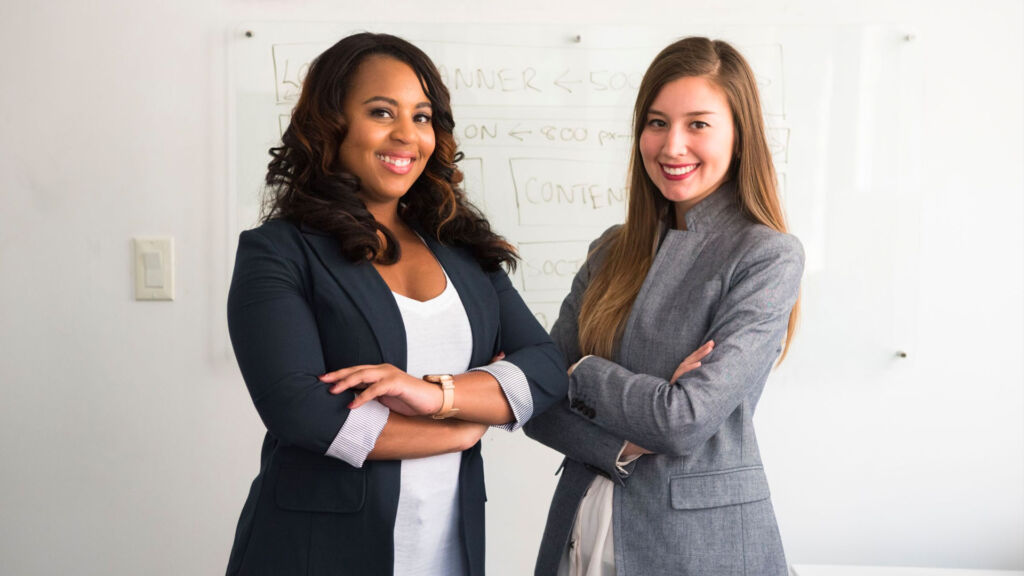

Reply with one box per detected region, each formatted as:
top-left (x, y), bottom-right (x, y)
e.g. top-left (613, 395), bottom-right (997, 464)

top-left (339, 55), bottom-right (436, 213)
top-left (639, 75), bottom-right (736, 221)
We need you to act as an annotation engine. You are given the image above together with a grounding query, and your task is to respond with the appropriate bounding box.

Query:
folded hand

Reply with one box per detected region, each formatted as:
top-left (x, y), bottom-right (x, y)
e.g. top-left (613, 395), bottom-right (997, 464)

top-left (321, 364), bottom-right (443, 417)
top-left (670, 340), bottom-right (714, 383)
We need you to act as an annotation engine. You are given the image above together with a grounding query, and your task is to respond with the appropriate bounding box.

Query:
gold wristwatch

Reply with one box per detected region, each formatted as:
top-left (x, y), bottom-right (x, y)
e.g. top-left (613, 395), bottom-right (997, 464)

top-left (423, 374), bottom-right (460, 419)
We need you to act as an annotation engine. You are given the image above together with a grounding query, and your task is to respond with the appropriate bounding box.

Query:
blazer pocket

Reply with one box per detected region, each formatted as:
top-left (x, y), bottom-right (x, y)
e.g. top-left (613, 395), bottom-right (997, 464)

top-left (669, 466), bottom-right (769, 510)
top-left (275, 465), bottom-right (366, 513)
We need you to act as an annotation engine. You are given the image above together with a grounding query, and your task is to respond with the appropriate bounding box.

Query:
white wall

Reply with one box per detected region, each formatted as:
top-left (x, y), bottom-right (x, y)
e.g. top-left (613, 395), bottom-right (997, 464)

top-left (0, 1), bottom-right (1020, 575)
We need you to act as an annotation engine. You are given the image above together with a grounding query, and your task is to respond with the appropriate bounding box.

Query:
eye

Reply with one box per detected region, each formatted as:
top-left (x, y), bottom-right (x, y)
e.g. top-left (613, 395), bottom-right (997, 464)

top-left (414, 112), bottom-right (433, 124)
top-left (645, 118), bottom-right (666, 129)
top-left (369, 107), bottom-right (394, 119)
top-left (690, 120), bottom-right (710, 129)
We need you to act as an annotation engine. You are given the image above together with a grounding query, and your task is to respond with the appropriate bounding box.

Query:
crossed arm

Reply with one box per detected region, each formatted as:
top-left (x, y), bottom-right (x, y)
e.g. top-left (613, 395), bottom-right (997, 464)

top-left (524, 343), bottom-right (712, 480)
top-left (229, 228), bottom-right (566, 466)
top-left (319, 266), bottom-right (567, 463)
top-left (525, 230), bottom-right (803, 475)
top-left (320, 360), bottom-right (514, 462)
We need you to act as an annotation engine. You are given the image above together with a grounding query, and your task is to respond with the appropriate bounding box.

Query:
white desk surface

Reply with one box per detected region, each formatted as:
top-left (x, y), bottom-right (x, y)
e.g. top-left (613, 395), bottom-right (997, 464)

top-left (792, 566), bottom-right (1024, 576)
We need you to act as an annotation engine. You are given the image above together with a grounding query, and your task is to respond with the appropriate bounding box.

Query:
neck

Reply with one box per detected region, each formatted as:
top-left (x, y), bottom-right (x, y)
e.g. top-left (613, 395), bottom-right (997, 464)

top-left (672, 202), bottom-right (690, 231)
top-left (366, 200), bottom-right (402, 232)
top-left (672, 179), bottom-right (732, 230)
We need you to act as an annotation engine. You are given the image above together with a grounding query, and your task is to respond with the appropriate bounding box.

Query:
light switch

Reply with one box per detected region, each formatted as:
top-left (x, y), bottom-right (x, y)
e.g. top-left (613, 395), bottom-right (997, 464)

top-left (134, 237), bottom-right (174, 301)
top-left (143, 252), bottom-right (163, 288)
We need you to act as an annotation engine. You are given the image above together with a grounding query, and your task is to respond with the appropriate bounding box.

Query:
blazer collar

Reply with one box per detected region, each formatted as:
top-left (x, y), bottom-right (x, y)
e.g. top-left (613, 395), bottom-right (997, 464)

top-left (299, 224), bottom-right (408, 369)
top-left (298, 222), bottom-right (494, 369)
top-left (680, 180), bottom-right (740, 233)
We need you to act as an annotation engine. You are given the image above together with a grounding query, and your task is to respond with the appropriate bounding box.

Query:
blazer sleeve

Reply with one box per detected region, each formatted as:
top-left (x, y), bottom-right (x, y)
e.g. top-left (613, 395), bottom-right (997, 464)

top-left (227, 227), bottom-right (357, 454)
top-left (523, 227), bottom-right (638, 481)
top-left (567, 232), bottom-right (804, 457)
top-left (485, 267), bottom-right (569, 421)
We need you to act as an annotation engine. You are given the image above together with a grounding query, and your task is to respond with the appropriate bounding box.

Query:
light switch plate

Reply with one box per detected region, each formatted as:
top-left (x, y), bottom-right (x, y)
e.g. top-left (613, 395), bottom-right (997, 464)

top-left (134, 237), bottom-right (174, 301)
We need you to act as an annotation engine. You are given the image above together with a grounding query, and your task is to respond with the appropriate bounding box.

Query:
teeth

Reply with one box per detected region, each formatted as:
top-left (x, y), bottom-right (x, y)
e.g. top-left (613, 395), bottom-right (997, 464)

top-left (663, 164), bottom-right (697, 176)
top-left (376, 154), bottom-right (412, 167)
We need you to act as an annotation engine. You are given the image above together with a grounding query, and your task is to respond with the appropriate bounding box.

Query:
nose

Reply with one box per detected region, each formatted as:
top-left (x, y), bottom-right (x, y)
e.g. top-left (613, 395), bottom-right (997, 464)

top-left (664, 124), bottom-right (689, 157)
top-left (390, 114), bottom-right (417, 144)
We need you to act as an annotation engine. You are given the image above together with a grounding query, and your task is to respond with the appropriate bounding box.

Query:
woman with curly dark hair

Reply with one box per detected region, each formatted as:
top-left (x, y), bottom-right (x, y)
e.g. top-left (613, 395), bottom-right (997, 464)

top-left (225, 32), bottom-right (567, 576)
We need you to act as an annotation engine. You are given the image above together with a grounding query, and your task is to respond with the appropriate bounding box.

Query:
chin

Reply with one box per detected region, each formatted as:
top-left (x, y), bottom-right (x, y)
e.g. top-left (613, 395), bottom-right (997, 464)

top-left (659, 189), bottom-right (697, 204)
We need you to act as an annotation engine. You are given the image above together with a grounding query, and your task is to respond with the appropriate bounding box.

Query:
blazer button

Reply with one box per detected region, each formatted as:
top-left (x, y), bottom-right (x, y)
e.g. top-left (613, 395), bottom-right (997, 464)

top-left (570, 399), bottom-right (581, 409)
top-left (586, 408), bottom-right (596, 419)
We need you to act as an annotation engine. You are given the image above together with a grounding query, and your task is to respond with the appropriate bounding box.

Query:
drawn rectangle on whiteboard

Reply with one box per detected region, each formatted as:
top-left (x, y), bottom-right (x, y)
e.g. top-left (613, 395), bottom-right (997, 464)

top-left (518, 240), bottom-right (589, 293)
top-left (269, 39), bottom-right (652, 110)
top-left (767, 126), bottom-right (790, 164)
top-left (510, 158), bottom-right (627, 228)
top-left (272, 43), bottom-right (324, 104)
top-left (266, 39), bottom-right (785, 114)
top-left (460, 157), bottom-right (485, 210)
top-left (743, 44), bottom-right (785, 117)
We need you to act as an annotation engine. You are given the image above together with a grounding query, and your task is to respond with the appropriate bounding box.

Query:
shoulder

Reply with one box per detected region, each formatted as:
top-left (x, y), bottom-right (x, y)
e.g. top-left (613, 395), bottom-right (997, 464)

top-left (240, 218), bottom-right (302, 244)
top-left (234, 219), bottom-right (315, 277)
top-left (588, 224), bottom-right (622, 255)
top-left (237, 219), bottom-right (311, 255)
top-left (724, 222), bottom-right (804, 288)
top-left (582, 224), bottom-right (623, 272)
top-left (735, 223), bottom-right (804, 263)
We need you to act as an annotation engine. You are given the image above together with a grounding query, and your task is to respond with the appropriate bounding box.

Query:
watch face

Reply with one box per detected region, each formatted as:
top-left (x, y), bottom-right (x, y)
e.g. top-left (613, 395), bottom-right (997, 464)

top-left (424, 374), bottom-right (454, 386)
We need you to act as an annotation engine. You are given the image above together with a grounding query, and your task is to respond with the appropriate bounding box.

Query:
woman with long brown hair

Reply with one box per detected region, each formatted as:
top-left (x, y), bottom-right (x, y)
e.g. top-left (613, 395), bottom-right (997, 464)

top-left (225, 32), bottom-right (566, 576)
top-left (525, 37), bottom-right (803, 575)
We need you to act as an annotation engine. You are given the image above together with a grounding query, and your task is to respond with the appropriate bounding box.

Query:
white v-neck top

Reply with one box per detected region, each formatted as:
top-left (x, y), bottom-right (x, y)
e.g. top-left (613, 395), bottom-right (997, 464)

top-left (391, 272), bottom-right (472, 576)
top-left (324, 255), bottom-right (537, 572)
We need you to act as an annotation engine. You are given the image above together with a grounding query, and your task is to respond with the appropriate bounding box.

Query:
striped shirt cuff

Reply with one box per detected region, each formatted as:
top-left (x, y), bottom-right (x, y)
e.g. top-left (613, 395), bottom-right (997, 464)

top-left (471, 360), bottom-right (533, 432)
top-left (325, 398), bottom-right (389, 468)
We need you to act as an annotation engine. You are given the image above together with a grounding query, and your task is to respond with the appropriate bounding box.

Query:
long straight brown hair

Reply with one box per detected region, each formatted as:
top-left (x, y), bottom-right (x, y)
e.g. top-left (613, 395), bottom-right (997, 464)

top-left (577, 37), bottom-right (800, 361)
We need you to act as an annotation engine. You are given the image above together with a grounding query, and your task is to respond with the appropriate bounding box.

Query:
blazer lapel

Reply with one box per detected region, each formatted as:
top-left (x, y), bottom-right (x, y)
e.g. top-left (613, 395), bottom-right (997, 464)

top-left (299, 226), bottom-right (408, 369)
top-left (421, 235), bottom-right (495, 368)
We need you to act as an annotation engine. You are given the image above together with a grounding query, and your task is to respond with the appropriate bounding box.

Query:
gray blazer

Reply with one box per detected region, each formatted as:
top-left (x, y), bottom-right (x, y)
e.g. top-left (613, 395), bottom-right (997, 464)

top-left (524, 183), bottom-right (804, 576)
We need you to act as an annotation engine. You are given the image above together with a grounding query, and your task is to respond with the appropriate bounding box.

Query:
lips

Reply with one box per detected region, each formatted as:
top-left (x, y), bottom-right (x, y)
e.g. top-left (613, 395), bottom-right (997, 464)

top-left (376, 152), bottom-right (416, 175)
top-left (661, 162), bottom-right (699, 181)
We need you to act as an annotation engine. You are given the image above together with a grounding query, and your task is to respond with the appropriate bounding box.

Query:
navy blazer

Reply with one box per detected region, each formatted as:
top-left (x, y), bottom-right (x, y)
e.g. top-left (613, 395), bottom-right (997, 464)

top-left (225, 219), bottom-right (567, 576)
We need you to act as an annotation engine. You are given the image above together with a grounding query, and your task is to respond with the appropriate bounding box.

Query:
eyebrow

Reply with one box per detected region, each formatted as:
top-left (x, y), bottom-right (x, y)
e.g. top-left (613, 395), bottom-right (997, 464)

top-left (361, 96), bottom-right (432, 109)
top-left (647, 108), bottom-right (718, 117)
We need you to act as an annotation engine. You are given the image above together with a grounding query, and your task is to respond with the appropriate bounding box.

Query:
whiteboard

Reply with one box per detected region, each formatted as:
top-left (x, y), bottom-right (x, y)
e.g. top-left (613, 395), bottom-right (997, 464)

top-left (228, 24), bottom-right (851, 320)
top-left (228, 22), bottom-right (923, 574)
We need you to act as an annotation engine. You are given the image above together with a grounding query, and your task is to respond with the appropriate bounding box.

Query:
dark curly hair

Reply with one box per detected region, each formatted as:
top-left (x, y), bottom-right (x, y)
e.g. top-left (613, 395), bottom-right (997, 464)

top-left (262, 32), bottom-right (517, 271)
